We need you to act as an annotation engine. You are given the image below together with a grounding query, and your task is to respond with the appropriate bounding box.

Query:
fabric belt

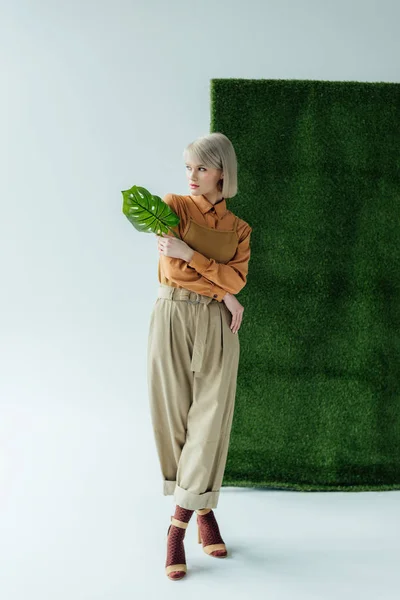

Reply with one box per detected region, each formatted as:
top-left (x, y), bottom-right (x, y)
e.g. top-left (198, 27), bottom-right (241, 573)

top-left (157, 284), bottom-right (218, 374)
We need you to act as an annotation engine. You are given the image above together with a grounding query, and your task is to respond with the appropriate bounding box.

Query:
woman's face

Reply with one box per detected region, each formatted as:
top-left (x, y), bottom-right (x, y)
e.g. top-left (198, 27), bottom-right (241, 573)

top-left (185, 159), bottom-right (223, 197)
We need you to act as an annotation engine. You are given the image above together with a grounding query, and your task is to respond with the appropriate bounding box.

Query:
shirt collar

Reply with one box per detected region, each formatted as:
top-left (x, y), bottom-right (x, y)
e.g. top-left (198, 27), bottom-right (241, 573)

top-left (189, 194), bottom-right (227, 218)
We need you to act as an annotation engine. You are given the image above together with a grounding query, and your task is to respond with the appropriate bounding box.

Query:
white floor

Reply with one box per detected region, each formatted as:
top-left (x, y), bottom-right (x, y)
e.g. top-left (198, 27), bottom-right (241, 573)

top-left (1, 404), bottom-right (399, 600)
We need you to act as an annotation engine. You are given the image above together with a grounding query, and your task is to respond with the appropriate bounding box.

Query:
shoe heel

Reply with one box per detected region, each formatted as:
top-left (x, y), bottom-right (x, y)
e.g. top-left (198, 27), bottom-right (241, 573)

top-left (197, 519), bottom-right (202, 544)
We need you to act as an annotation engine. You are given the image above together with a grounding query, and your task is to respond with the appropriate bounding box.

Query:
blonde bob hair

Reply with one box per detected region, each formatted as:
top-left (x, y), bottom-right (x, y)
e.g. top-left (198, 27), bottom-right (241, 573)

top-left (182, 132), bottom-right (238, 199)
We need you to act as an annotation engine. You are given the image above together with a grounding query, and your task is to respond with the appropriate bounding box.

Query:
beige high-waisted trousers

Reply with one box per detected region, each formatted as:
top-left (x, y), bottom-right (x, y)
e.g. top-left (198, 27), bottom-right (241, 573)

top-left (147, 283), bottom-right (240, 510)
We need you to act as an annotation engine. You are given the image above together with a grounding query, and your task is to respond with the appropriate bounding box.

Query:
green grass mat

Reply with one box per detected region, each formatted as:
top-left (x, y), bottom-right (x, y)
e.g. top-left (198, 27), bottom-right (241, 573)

top-left (211, 78), bottom-right (400, 491)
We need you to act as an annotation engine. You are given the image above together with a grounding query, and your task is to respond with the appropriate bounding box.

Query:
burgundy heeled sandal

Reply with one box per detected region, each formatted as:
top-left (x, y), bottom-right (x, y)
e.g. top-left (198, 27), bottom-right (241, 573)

top-left (165, 516), bottom-right (189, 580)
top-left (196, 508), bottom-right (228, 558)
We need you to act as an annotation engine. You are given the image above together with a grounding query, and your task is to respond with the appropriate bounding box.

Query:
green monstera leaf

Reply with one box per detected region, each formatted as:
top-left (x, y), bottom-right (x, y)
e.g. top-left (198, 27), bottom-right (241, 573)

top-left (121, 185), bottom-right (181, 239)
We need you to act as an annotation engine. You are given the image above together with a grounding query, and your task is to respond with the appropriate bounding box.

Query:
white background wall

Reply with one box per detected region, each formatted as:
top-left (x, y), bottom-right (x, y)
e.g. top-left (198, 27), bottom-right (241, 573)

top-left (1, 1), bottom-right (399, 598)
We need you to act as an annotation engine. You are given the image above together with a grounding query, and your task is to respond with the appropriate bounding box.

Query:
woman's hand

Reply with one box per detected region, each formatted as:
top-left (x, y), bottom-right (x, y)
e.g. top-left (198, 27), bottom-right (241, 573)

top-left (156, 232), bottom-right (193, 262)
top-left (223, 293), bottom-right (244, 334)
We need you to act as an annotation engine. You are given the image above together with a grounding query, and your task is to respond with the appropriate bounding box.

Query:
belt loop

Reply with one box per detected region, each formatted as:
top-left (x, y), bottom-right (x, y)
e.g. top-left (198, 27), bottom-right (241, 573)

top-left (169, 285), bottom-right (175, 300)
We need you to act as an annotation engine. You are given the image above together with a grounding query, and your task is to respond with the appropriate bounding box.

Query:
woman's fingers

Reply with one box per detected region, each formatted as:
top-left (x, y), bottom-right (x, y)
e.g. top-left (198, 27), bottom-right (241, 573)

top-left (230, 313), bottom-right (242, 334)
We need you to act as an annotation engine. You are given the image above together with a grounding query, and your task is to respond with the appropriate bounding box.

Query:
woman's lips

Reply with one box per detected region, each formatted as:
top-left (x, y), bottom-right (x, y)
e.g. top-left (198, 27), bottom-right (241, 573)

top-left (190, 184), bottom-right (199, 188)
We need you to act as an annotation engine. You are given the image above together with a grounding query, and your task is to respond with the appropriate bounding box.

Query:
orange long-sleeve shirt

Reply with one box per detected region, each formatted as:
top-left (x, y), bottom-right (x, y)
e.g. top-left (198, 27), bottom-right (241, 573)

top-left (157, 193), bottom-right (253, 301)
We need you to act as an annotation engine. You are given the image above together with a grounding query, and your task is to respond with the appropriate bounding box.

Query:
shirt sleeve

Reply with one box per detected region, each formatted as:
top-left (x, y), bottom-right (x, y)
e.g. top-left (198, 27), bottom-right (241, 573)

top-left (159, 193), bottom-right (229, 302)
top-left (187, 221), bottom-right (253, 295)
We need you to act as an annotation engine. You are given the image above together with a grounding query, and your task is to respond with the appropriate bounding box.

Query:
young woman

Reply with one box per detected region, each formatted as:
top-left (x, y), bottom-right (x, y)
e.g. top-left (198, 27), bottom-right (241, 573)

top-left (147, 132), bottom-right (253, 580)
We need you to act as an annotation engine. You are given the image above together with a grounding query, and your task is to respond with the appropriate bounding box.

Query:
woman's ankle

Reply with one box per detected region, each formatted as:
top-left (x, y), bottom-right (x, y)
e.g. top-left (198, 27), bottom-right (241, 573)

top-left (174, 504), bottom-right (194, 523)
top-left (196, 508), bottom-right (212, 515)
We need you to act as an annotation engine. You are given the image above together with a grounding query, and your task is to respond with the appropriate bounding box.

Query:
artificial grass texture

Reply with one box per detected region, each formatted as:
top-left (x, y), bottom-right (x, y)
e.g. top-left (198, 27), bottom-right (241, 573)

top-left (211, 78), bottom-right (400, 491)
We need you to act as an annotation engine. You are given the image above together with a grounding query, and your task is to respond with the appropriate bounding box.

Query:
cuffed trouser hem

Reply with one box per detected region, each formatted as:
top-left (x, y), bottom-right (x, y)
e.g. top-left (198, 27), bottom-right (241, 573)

top-left (163, 480), bottom-right (220, 509)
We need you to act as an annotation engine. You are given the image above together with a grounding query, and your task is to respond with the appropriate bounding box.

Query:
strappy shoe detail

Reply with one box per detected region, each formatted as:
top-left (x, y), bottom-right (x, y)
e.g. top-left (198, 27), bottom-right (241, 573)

top-left (196, 508), bottom-right (228, 558)
top-left (165, 516), bottom-right (189, 580)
